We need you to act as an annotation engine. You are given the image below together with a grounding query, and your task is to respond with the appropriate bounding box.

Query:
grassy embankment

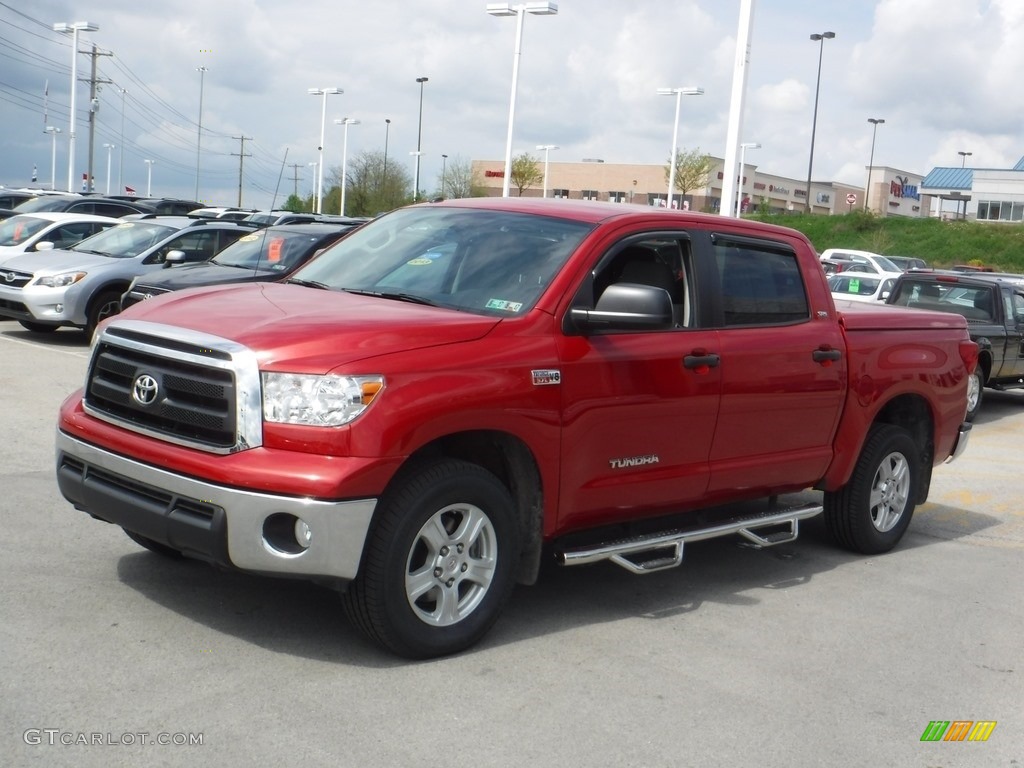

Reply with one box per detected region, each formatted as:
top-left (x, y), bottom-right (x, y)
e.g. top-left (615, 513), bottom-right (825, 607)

top-left (746, 210), bottom-right (1024, 272)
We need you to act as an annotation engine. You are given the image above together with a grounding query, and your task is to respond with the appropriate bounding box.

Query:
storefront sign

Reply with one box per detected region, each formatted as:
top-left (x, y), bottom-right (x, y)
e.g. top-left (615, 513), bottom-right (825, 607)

top-left (890, 175), bottom-right (920, 200)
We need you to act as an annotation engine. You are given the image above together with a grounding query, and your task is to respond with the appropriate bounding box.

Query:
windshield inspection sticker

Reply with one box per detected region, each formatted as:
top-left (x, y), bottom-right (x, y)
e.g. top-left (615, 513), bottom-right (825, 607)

top-left (239, 234), bottom-right (260, 242)
top-left (485, 298), bottom-right (523, 312)
top-left (406, 257), bottom-right (434, 266)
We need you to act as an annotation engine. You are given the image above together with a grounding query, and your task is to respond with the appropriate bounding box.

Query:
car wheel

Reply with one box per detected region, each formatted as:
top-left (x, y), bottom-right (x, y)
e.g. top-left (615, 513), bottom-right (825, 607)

top-left (965, 369), bottom-right (984, 422)
top-left (18, 320), bottom-right (58, 333)
top-left (86, 290), bottom-right (122, 337)
top-left (342, 459), bottom-right (520, 659)
top-left (823, 424), bottom-right (919, 555)
top-left (123, 529), bottom-right (183, 558)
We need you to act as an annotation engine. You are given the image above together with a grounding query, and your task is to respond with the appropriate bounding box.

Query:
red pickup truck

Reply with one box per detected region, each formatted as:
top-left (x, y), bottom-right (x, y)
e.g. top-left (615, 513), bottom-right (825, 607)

top-left (56, 198), bottom-right (977, 658)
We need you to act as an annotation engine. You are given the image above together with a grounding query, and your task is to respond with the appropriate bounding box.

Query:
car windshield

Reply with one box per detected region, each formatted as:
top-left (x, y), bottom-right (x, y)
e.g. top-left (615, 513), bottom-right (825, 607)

top-left (289, 207), bottom-right (593, 316)
top-left (0, 215), bottom-right (49, 245)
top-left (13, 196), bottom-right (75, 213)
top-left (69, 221), bottom-right (177, 258)
top-left (212, 229), bottom-right (333, 271)
top-left (873, 255), bottom-right (902, 272)
top-left (829, 274), bottom-right (882, 296)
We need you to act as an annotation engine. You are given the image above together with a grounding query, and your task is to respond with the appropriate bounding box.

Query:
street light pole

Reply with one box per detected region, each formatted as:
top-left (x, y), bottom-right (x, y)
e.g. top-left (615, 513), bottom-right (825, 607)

top-left (45, 126), bottom-right (61, 190)
top-left (308, 87), bottom-right (343, 214)
top-left (144, 159), bottom-right (154, 197)
top-left (414, 77), bottom-right (428, 201)
top-left (118, 87), bottom-right (126, 193)
top-left (865, 117), bottom-right (884, 212)
top-left (536, 144), bottom-right (558, 197)
top-left (441, 154), bottom-right (448, 198)
top-left (736, 141), bottom-right (760, 217)
top-left (958, 151), bottom-right (973, 220)
top-left (195, 65), bottom-right (207, 200)
top-left (53, 21), bottom-right (99, 193)
top-left (804, 30), bottom-right (835, 213)
top-left (657, 86), bottom-right (704, 209)
top-left (382, 118), bottom-right (391, 199)
top-left (487, 2), bottom-right (559, 198)
top-left (334, 118), bottom-right (359, 216)
top-left (103, 142), bottom-right (114, 195)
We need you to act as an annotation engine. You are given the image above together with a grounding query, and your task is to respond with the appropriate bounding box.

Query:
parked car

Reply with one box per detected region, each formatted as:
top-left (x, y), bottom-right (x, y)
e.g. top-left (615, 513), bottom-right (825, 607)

top-left (819, 248), bottom-right (903, 275)
top-left (887, 269), bottom-right (1024, 420)
top-left (120, 222), bottom-right (358, 310)
top-left (0, 212), bottom-right (119, 266)
top-left (108, 197), bottom-right (205, 216)
top-left (0, 216), bottom-right (259, 336)
top-left (12, 194), bottom-right (156, 218)
top-left (187, 206), bottom-right (259, 220)
top-left (886, 255), bottom-right (928, 271)
top-left (828, 270), bottom-right (902, 303)
top-left (0, 189), bottom-right (37, 210)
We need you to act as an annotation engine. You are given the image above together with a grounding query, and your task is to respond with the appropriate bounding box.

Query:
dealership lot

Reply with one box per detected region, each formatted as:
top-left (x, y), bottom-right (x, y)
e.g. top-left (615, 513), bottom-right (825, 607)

top-left (1, 324), bottom-right (1021, 767)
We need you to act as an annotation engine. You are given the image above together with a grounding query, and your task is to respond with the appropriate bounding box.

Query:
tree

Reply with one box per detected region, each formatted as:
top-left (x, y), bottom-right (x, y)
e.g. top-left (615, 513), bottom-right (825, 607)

top-left (510, 152), bottom-right (544, 197)
top-left (281, 194), bottom-right (305, 213)
top-left (437, 155), bottom-right (486, 199)
top-left (326, 150), bottom-right (414, 217)
top-left (664, 147), bottom-right (713, 206)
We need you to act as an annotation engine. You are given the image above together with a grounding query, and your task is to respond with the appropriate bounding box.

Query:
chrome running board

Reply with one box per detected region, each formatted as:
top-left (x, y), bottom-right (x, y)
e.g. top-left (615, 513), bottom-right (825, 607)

top-left (556, 502), bottom-right (823, 574)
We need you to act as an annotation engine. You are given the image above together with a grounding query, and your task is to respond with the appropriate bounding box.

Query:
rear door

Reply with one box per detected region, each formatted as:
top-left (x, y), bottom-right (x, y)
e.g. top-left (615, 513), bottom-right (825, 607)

top-left (704, 232), bottom-right (846, 494)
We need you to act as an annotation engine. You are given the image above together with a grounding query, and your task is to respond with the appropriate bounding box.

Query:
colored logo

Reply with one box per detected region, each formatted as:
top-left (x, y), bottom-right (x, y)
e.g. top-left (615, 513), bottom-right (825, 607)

top-left (920, 720), bottom-right (996, 742)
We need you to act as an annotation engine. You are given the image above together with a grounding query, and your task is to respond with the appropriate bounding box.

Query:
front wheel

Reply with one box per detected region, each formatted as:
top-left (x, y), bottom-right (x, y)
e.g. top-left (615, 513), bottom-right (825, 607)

top-left (824, 424), bottom-right (920, 554)
top-left (965, 368), bottom-right (984, 422)
top-left (342, 459), bottom-right (520, 659)
top-left (86, 289), bottom-right (123, 337)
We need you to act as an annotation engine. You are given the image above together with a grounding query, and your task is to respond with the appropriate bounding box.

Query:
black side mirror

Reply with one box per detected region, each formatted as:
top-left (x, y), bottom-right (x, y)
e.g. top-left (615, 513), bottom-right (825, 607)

top-left (569, 283), bottom-right (674, 333)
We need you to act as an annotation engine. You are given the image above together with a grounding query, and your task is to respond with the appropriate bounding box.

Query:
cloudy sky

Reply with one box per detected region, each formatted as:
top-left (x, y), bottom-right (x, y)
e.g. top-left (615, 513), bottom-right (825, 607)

top-left (2, 0), bottom-right (1022, 209)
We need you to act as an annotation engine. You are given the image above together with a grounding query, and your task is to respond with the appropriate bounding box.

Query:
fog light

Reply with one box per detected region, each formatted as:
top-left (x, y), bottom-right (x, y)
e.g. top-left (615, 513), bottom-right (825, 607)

top-left (55, 303), bottom-right (64, 313)
top-left (262, 513), bottom-right (312, 556)
top-left (295, 518), bottom-right (312, 549)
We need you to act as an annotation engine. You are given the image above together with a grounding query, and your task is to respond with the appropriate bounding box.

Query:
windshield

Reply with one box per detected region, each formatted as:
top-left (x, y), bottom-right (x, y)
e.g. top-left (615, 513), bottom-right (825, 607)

top-left (13, 196), bottom-right (74, 213)
top-left (873, 255), bottom-right (901, 272)
top-left (288, 207), bottom-right (593, 316)
top-left (69, 221), bottom-right (176, 258)
top-left (212, 229), bottom-right (332, 271)
top-left (0, 215), bottom-right (49, 246)
top-left (829, 274), bottom-right (882, 296)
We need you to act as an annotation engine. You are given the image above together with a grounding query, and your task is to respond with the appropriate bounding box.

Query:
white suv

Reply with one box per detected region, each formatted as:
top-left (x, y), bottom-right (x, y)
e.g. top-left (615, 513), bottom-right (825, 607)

top-left (819, 248), bottom-right (903, 275)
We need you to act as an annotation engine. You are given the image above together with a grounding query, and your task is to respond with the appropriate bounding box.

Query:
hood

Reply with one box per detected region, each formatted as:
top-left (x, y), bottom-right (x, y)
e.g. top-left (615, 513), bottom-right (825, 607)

top-left (0, 247), bottom-right (120, 276)
top-left (133, 262), bottom-right (276, 292)
top-left (836, 299), bottom-right (969, 332)
top-left (115, 282), bottom-right (503, 370)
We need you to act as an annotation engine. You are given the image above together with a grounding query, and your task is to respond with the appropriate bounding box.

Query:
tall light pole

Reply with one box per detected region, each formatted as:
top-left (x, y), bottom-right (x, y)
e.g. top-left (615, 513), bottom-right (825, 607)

top-left (144, 159), bottom-right (154, 197)
top-left (118, 87), bottom-right (126, 192)
top-left (308, 86), bottom-right (342, 213)
top-left (103, 143), bottom-right (114, 195)
top-left (736, 141), bottom-right (760, 217)
top-left (382, 118), bottom-right (391, 197)
top-left (45, 126), bottom-right (61, 191)
top-left (195, 66), bottom-right (207, 200)
top-left (536, 144), bottom-right (558, 197)
top-left (487, 2), bottom-right (559, 198)
top-left (53, 21), bottom-right (98, 193)
top-left (441, 153), bottom-right (448, 198)
top-left (414, 77), bottom-right (428, 201)
top-left (957, 151), bottom-right (973, 220)
top-left (657, 86), bottom-right (704, 209)
top-left (865, 118), bottom-right (884, 212)
top-left (334, 117), bottom-right (359, 216)
top-left (804, 30), bottom-right (835, 213)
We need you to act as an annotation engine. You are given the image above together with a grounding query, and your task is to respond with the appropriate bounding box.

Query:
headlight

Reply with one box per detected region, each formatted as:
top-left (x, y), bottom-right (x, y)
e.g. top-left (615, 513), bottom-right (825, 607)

top-left (262, 373), bottom-right (384, 427)
top-left (35, 271), bottom-right (87, 288)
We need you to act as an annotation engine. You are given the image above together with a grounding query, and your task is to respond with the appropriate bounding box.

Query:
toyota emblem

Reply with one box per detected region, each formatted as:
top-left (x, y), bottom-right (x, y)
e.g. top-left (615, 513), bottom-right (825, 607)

top-left (2, 272), bottom-right (14, 283)
top-left (131, 373), bottom-right (159, 406)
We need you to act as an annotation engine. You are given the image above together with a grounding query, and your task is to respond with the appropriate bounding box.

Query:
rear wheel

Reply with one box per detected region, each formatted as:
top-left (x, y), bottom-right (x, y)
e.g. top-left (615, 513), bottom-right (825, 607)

top-left (343, 459), bottom-right (520, 659)
top-left (18, 320), bottom-right (57, 333)
top-left (965, 368), bottom-right (984, 422)
top-left (824, 424), bottom-right (920, 554)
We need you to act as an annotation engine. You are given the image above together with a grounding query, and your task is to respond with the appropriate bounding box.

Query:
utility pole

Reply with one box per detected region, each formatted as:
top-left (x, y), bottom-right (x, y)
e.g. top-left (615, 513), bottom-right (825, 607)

top-left (231, 135), bottom-right (252, 206)
top-left (288, 163), bottom-right (303, 199)
top-left (85, 43), bottom-right (112, 193)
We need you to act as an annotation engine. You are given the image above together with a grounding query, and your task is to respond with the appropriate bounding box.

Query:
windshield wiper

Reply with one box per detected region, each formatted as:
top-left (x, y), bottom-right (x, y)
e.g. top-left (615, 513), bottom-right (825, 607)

top-left (287, 278), bottom-right (331, 289)
top-left (342, 288), bottom-right (441, 306)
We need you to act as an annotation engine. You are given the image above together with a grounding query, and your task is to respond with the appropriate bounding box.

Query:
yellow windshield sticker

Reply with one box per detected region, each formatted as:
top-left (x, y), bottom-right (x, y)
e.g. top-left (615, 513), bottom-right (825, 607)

top-left (406, 257), bottom-right (433, 266)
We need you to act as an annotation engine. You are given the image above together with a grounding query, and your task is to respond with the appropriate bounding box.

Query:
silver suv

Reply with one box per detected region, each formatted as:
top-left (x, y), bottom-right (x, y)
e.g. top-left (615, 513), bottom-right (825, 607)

top-left (0, 216), bottom-right (258, 336)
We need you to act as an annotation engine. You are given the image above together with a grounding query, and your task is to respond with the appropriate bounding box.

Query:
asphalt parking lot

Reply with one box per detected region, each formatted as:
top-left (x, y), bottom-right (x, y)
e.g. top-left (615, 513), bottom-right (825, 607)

top-left (1, 323), bottom-right (1021, 768)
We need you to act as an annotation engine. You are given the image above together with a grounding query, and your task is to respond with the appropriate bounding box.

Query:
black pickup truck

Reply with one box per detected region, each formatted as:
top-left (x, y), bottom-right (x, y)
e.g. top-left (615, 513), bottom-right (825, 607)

top-left (887, 270), bottom-right (1024, 420)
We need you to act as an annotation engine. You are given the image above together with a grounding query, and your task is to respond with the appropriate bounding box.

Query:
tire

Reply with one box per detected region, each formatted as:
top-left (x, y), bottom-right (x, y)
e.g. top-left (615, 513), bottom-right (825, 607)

top-left (342, 459), bottom-right (520, 659)
top-left (86, 289), bottom-right (123, 337)
top-left (823, 424), bottom-right (920, 555)
top-left (964, 368), bottom-right (984, 422)
top-left (18, 320), bottom-right (58, 333)
top-left (123, 529), bottom-right (184, 558)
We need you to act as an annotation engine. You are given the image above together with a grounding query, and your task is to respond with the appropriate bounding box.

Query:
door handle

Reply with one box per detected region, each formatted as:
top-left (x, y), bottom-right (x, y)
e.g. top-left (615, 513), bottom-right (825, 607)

top-left (684, 352), bottom-right (721, 371)
top-left (812, 347), bottom-right (842, 364)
